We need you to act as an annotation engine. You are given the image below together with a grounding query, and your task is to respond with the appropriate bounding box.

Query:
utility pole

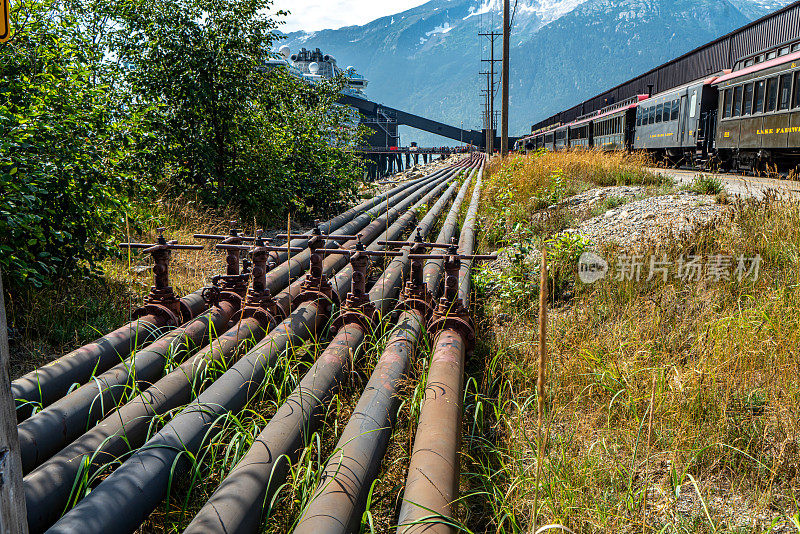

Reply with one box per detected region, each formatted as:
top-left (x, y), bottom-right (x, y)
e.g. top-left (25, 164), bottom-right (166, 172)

top-left (501, 0), bottom-right (510, 156)
top-left (479, 30), bottom-right (500, 156)
top-left (480, 85), bottom-right (490, 154)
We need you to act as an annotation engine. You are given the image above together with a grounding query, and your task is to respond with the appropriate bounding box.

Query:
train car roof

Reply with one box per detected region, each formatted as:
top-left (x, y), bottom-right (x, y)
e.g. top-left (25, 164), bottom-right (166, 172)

top-left (568, 97), bottom-right (645, 128)
top-left (714, 50), bottom-right (800, 84)
top-left (647, 75), bottom-right (721, 100)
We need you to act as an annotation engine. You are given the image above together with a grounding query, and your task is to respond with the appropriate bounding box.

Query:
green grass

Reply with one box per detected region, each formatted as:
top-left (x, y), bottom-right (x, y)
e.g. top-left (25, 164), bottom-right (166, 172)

top-left (465, 153), bottom-right (800, 533)
top-left (686, 174), bottom-right (725, 196)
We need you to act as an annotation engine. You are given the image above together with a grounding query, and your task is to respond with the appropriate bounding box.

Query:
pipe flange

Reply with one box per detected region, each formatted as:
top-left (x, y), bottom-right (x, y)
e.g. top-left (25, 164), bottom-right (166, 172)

top-left (202, 287), bottom-right (244, 310)
top-left (397, 282), bottom-right (434, 320)
top-left (237, 307), bottom-right (278, 329)
top-left (293, 275), bottom-right (340, 316)
top-left (330, 294), bottom-right (377, 335)
top-left (133, 302), bottom-right (181, 327)
top-left (427, 298), bottom-right (475, 351)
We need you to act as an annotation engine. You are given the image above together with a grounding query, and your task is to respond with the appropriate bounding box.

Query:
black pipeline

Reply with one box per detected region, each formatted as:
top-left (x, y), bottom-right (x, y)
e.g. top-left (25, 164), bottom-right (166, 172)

top-left (12, 286), bottom-right (207, 422)
top-left (44, 169), bottom-right (467, 533)
top-left (180, 169), bottom-right (464, 534)
top-left (291, 164), bottom-right (478, 534)
top-left (23, 239), bottom-right (294, 533)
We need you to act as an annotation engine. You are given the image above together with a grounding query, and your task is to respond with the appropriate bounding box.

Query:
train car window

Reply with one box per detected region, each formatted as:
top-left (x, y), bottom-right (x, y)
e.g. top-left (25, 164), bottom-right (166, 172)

top-left (766, 77), bottom-right (779, 112)
top-left (649, 107), bottom-right (655, 125)
top-left (794, 43), bottom-right (800, 52)
top-left (733, 86), bottom-right (743, 117)
top-left (743, 83), bottom-right (754, 115)
top-left (754, 80), bottom-right (766, 114)
top-left (723, 89), bottom-right (732, 118)
top-left (671, 99), bottom-right (679, 121)
top-left (766, 51), bottom-right (777, 60)
top-left (794, 71), bottom-right (800, 109)
top-left (780, 47), bottom-right (789, 56)
top-left (745, 58), bottom-right (755, 67)
top-left (779, 73), bottom-right (792, 111)
top-left (656, 104), bottom-right (663, 123)
top-left (690, 90), bottom-right (698, 118)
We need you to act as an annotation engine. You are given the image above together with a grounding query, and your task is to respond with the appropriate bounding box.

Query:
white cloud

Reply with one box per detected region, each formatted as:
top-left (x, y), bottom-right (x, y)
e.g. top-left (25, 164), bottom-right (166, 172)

top-left (273, 0), bottom-right (430, 33)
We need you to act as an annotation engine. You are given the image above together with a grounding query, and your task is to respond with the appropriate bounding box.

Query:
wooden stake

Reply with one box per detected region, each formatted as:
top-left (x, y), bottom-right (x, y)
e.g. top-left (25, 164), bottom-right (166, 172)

top-left (642, 373), bottom-right (657, 533)
top-left (0, 270), bottom-right (30, 533)
top-left (532, 247), bottom-right (548, 533)
top-left (287, 213), bottom-right (292, 268)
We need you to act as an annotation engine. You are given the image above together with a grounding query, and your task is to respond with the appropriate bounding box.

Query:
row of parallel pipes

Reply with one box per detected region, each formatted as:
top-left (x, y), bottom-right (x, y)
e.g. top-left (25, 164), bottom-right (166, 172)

top-left (33, 158), bottom-right (478, 534)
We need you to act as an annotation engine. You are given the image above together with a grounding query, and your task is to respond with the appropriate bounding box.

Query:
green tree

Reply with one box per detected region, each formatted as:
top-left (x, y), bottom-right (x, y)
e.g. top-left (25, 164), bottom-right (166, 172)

top-left (110, 0), bottom-right (363, 222)
top-left (0, 0), bottom-right (143, 288)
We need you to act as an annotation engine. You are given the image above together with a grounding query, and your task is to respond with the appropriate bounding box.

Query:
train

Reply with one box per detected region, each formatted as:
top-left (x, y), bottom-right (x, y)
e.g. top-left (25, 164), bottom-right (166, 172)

top-left (515, 38), bottom-right (800, 172)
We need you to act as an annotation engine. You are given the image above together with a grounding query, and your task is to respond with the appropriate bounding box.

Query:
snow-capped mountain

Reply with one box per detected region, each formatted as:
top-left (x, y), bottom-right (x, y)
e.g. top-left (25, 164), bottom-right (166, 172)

top-left (278, 0), bottom-right (795, 144)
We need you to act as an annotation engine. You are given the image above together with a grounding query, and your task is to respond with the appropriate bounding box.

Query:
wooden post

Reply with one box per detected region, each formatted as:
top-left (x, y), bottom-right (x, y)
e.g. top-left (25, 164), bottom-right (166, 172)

top-left (532, 248), bottom-right (548, 533)
top-left (0, 270), bottom-right (29, 534)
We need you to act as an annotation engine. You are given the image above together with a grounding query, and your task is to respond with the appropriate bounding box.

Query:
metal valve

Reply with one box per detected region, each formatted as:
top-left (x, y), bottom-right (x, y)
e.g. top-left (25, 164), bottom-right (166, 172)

top-left (119, 228), bottom-right (204, 326)
top-left (216, 233), bottom-right (303, 322)
top-left (408, 239), bottom-right (497, 347)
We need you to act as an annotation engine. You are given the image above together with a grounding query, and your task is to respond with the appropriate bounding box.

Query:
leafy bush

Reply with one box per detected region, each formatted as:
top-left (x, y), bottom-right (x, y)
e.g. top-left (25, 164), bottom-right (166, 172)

top-left (111, 0), bottom-right (365, 222)
top-left (0, 0), bottom-right (144, 288)
top-left (0, 0), bottom-right (365, 291)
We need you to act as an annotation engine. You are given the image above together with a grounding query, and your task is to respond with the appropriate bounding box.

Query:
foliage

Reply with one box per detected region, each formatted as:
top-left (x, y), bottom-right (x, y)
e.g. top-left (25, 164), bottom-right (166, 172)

top-left (109, 0), bottom-right (364, 221)
top-left (688, 174), bottom-right (725, 196)
top-left (0, 0), bottom-right (145, 288)
top-left (0, 0), bottom-right (365, 291)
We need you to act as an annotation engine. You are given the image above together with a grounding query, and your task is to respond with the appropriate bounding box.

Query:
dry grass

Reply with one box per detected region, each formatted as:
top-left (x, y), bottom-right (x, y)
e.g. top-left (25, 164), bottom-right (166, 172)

top-left (466, 152), bottom-right (800, 533)
top-left (481, 149), bottom-right (665, 247)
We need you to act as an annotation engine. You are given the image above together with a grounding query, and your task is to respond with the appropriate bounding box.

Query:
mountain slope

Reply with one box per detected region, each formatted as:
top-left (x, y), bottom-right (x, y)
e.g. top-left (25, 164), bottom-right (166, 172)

top-left (279, 0), bottom-right (793, 144)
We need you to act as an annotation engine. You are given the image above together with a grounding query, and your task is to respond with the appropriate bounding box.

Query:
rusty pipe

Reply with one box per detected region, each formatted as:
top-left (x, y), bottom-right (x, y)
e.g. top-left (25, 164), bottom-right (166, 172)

top-left (291, 309), bottom-right (426, 534)
top-left (395, 162), bottom-right (484, 534)
top-left (423, 166), bottom-right (478, 295)
top-left (179, 164), bottom-right (463, 534)
top-left (291, 168), bottom-right (476, 534)
top-left (395, 329), bottom-right (467, 534)
top-left (269, 170), bottom-right (445, 268)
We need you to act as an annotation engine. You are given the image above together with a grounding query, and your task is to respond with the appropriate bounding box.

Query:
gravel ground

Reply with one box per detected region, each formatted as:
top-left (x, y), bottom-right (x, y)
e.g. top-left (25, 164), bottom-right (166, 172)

top-left (568, 189), bottom-right (728, 249)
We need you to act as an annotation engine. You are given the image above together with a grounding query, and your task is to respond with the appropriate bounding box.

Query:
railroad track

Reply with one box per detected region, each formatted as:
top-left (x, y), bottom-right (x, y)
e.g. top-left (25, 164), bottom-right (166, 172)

top-left (12, 153), bottom-right (490, 534)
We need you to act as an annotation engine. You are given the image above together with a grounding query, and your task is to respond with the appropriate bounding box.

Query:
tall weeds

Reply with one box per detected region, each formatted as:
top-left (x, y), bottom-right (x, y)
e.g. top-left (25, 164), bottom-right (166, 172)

top-left (466, 153), bottom-right (800, 533)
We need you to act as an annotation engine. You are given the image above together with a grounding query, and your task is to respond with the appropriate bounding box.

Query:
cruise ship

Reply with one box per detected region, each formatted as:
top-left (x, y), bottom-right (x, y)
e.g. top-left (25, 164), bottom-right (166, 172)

top-left (265, 46), bottom-right (369, 99)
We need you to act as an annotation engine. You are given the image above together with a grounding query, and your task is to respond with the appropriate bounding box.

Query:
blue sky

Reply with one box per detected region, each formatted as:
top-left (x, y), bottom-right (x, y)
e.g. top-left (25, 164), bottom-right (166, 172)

top-left (272, 0), bottom-right (429, 33)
